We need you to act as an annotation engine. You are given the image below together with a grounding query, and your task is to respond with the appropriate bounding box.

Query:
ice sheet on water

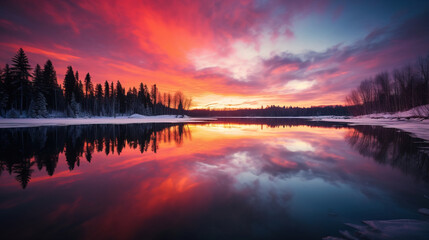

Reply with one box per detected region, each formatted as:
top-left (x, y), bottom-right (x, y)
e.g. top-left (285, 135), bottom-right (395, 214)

top-left (324, 219), bottom-right (429, 240)
top-left (418, 208), bottom-right (429, 215)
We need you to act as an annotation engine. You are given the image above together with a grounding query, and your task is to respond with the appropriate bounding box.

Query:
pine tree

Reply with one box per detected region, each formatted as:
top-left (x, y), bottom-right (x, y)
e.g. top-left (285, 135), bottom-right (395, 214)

top-left (76, 80), bottom-right (84, 104)
top-left (33, 64), bottom-right (43, 92)
top-left (116, 80), bottom-right (125, 113)
top-left (84, 73), bottom-right (93, 97)
top-left (43, 60), bottom-right (58, 110)
top-left (151, 84), bottom-right (157, 114)
top-left (0, 68), bottom-right (8, 115)
top-left (84, 73), bottom-right (93, 114)
top-left (69, 93), bottom-right (79, 117)
top-left (29, 92), bottom-right (48, 118)
top-left (104, 81), bottom-right (110, 115)
top-left (95, 84), bottom-right (103, 115)
top-left (11, 48), bottom-right (32, 115)
top-left (63, 66), bottom-right (76, 104)
top-left (111, 81), bottom-right (116, 117)
top-left (2, 64), bottom-right (13, 109)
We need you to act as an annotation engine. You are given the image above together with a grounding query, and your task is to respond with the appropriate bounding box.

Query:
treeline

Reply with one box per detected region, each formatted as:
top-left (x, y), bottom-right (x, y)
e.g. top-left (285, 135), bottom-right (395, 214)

top-left (346, 54), bottom-right (429, 115)
top-left (188, 105), bottom-right (349, 117)
top-left (0, 48), bottom-right (192, 118)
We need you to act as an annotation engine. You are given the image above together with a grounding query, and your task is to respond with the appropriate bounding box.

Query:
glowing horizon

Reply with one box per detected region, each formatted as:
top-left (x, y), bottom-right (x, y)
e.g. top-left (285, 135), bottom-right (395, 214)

top-left (1, 0), bottom-right (429, 109)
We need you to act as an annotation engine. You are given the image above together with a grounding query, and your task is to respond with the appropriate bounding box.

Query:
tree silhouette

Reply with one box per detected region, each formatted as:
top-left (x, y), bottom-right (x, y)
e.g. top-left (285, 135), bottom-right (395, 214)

top-left (63, 66), bottom-right (76, 105)
top-left (42, 60), bottom-right (58, 110)
top-left (29, 92), bottom-right (48, 118)
top-left (346, 54), bottom-right (429, 115)
top-left (1, 48), bottom-right (197, 117)
top-left (11, 48), bottom-right (32, 115)
top-left (13, 159), bottom-right (34, 189)
top-left (33, 64), bottom-right (43, 93)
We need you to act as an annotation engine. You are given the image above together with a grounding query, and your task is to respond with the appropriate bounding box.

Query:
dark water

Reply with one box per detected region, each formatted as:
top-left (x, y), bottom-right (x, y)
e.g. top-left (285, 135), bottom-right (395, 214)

top-left (1, 119), bottom-right (429, 240)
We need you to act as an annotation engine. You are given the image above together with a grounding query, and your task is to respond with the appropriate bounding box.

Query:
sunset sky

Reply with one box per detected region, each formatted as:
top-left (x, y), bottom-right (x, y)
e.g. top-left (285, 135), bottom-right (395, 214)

top-left (1, 0), bottom-right (429, 109)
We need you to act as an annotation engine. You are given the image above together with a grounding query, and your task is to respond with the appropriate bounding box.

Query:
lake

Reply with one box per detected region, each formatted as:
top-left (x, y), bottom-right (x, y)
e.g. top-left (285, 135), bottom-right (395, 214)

top-left (1, 118), bottom-right (429, 240)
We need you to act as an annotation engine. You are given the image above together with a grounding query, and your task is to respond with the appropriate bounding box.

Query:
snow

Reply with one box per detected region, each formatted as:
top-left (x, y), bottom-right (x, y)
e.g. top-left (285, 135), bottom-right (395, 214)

top-left (0, 115), bottom-right (214, 128)
top-left (318, 105), bottom-right (429, 142)
top-left (128, 114), bottom-right (190, 119)
top-left (325, 219), bottom-right (429, 240)
top-left (418, 208), bottom-right (429, 215)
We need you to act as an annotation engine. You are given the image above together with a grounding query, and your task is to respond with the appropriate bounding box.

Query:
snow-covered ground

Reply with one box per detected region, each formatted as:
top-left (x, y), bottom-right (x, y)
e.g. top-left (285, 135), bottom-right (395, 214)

top-left (318, 105), bottom-right (429, 142)
top-left (0, 115), bottom-right (215, 128)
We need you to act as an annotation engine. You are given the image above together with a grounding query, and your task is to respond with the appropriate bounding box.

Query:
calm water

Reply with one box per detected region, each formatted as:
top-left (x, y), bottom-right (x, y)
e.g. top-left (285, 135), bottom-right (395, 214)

top-left (1, 119), bottom-right (429, 240)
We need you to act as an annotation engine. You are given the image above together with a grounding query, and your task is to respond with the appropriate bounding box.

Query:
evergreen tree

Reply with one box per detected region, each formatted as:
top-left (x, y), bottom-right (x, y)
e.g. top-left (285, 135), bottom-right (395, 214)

top-left (63, 66), bottom-right (76, 104)
top-left (84, 73), bottom-right (93, 97)
top-left (138, 82), bottom-right (145, 106)
top-left (104, 81), bottom-right (110, 115)
top-left (76, 80), bottom-right (84, 104)
top-left (111, 81), bottom-right (115, 117)
top-left (69, 93), bottom-right (79, 117)
top-left (29, 92), bottom-right (48, 118)
top-left (151, 84), bottom-right (157, 114)
top-left (104, 81), bottom-right (110, 99)
top-left (0, 67), bottom-right (9, 115)
top-left (2, 64), bottom-right (13, 109)
top-left (95, 84), bottom-right (103, 115)
top-left (42, 60), bottom-right (58, 110)
top-left (11, 48), bottom-right (32, 115)
top-left (116, 80), bottom-right (125, 113)
top-left (33, 64), bottom-right (43, 92)
top-left (84, 73), bottom-right (93, 114)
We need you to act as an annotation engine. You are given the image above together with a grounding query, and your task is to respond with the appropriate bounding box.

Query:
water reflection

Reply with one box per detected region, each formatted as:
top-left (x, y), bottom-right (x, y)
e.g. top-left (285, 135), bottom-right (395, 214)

top-left (0, 124), bottom-right (191, 188)
top-left (346, 125), bottom-right (429, 181)
top-left (0, 119), bottom-right (429, 239)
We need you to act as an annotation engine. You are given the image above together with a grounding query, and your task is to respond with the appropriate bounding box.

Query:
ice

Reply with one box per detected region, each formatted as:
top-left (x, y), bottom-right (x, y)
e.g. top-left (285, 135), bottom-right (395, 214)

top-left (326, 219), bottom-right (429, 240)
top-left (418, 208), bottom-right (429, 215)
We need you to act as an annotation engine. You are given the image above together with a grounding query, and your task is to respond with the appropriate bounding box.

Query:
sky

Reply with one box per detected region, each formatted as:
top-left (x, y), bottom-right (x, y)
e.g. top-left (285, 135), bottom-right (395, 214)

top-left (1, 0), bottom-right (429, 109)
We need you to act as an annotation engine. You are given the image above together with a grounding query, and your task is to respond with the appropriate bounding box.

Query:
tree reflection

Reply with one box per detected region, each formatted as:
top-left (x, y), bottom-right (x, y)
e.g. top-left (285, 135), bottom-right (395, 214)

top-left (346, 125), bottom-right (429, 181)
top-left (215, 117), bottom-right (349, 129)
top-left (0, 123), bottom-right (191, 188)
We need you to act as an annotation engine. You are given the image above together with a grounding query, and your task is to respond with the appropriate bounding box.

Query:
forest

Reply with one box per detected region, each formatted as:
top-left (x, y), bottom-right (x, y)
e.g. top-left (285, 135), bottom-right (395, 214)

top-left (188, 105), bottom-right (349, 117)
top-left (346, 54), bottom-right (429, 116)
top-left (0, 48), bottom-right (192, 118)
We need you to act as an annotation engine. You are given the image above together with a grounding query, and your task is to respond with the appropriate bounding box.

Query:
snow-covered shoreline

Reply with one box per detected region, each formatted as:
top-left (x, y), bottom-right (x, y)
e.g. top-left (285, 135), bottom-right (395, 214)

top-left (317, 105), bottom-right (429, 141)
top-left (1, 107), bottom-right (429, 143)
top-left (0, 115), bottom-right (216, 128)
top-left (317, 117), bottom-right (429, 141)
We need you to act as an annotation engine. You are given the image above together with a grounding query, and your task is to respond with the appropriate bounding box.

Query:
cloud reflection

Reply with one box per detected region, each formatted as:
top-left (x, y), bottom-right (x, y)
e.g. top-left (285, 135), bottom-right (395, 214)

top-left (1, 120), bottom-right (429, 239)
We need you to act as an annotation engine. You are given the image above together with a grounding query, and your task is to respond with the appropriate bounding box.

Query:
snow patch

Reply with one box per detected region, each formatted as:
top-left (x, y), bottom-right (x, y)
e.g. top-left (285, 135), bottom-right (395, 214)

top-left (418, 208), bottom-right (429, 215)
top-left (318, 105), bottom-right (429, 141)
top-left (0, 115), bottom-right (214, 128)
top-left (325, 219), bottom-right (429, 240)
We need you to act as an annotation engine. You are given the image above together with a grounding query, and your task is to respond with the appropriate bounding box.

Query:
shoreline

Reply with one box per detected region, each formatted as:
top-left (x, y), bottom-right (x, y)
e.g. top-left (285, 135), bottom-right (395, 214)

top-left (317, 116), bottom-right (429, 142)
top-left (0, 115), bottom-right (216, 128)
top-left (1, 115), bottom-right (429, 143)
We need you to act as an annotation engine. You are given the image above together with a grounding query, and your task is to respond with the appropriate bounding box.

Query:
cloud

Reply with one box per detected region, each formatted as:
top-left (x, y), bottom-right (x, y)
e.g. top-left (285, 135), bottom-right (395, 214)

top-left (0, 0), bottom-right (428, 108)
top-left (284, 80), bottom-right (316, 92)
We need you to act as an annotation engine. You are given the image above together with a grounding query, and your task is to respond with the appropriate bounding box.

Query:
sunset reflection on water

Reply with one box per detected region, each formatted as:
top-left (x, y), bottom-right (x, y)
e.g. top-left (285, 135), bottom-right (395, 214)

top-left (0, 120), bottom-right (428, 239)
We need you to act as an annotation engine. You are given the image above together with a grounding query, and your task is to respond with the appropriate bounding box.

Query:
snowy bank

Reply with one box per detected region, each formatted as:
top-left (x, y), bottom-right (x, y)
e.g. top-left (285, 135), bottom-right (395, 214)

top-left (0, 115), bottom-right (215, 128)
top-left (318, 105), bottom-right (429, 141)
